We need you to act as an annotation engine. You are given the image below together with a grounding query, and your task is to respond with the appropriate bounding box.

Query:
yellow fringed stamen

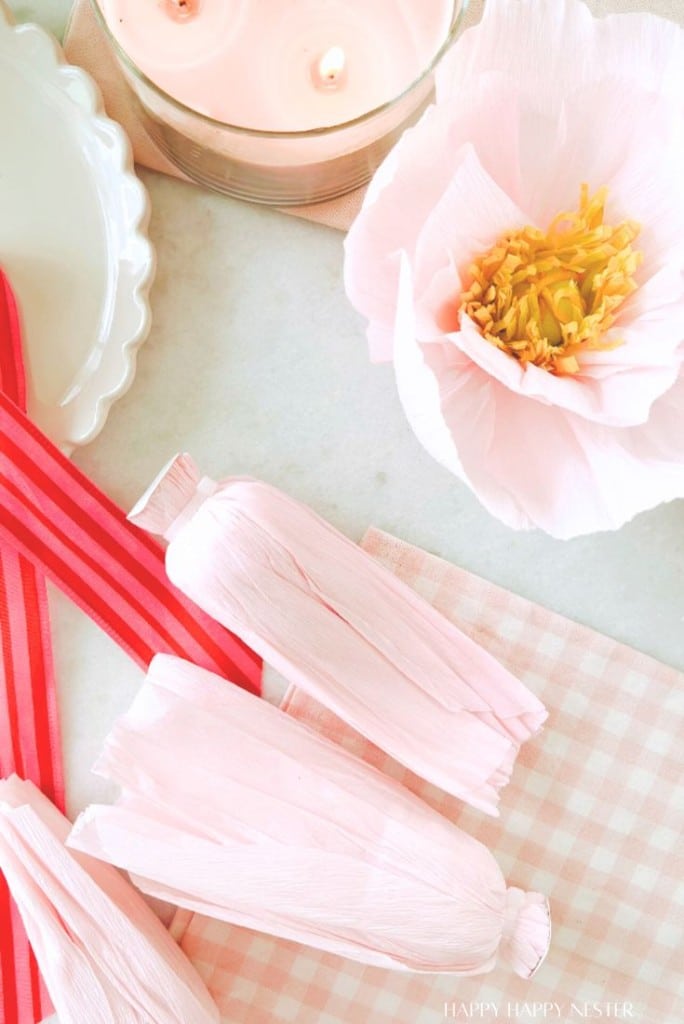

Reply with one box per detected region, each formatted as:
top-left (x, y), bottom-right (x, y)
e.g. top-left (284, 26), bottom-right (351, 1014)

top-left (459, 185), bottom-right (643, 376)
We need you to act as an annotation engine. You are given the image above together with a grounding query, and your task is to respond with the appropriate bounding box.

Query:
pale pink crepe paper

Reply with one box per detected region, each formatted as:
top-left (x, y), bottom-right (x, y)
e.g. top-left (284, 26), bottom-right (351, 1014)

top-left (127, 453), bottom-right (547, 816)
top-left (344, 0), bottom-right (684, 538)
top-left (0, 776), bottom-right (219, 1024)
top-left (68, 653), bottom-right (551, 979)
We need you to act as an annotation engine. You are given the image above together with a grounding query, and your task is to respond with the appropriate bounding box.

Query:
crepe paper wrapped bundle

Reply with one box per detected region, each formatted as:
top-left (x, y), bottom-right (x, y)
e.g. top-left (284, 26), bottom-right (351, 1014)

top-left (69, 654), bottom-right (551, 978)
top-left (0, 775), bottom-right (220, 1024)
top-left (128, 454), bottom-right (547, 816)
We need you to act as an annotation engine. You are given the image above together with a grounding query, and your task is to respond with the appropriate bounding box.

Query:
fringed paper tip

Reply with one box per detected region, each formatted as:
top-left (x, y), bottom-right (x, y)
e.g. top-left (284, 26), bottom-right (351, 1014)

top-left (0, 776), bottom-right (220, 1024)
top-left (500, 887), bottom-right (551, 979)
top-left (128, 453), bottom-right (215, 541)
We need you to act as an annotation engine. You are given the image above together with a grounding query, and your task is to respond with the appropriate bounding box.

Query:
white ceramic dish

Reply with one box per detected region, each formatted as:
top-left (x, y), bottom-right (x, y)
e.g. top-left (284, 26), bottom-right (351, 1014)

top-left (0, 1), bottom-right (153, 450)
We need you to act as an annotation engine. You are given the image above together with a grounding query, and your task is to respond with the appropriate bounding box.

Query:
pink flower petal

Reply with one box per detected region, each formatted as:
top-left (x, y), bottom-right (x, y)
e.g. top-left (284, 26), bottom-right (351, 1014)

top-left (520, 81), bottom-right (668, 229)
top-left (592, 5), bottom-right (684, 106)
top-left (344, 76), bottom-right (524, 362)
top-left (367, 320), bottom-right (396, 363)
top-left (620, 262), bottom-right (684, 327)
top-left (530, 77), bottom-right (684, 277)
top-left (437, 0), bottom-right (597, 108)
top-left (412, 145), bottom-right (529, 325)
top-left (344, 106), bottom-right (461, 363)
top-left (398, 319), bottom-right (684, 537)
top-left (393, 255), bottom-right (470, 482)
top-left (437, 0), bottom-right (684, 119)
top-left (448, 315), bottom-right (680, 429)
top-left (437, 0), bottom-right (684, 230)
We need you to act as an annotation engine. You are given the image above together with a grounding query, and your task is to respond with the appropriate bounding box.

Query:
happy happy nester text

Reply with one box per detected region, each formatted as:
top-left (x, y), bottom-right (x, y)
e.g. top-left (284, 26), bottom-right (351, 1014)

top-left (444, 1004), bottom-right (635, 1020)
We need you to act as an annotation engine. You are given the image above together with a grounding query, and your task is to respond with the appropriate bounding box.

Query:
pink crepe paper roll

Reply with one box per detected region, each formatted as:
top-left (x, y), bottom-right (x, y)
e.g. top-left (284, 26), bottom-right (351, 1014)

top-left (129, 454), bottom-right (547, 815)
top-left (0, 776), bottom-right (219, 1024)
top-left (69, 654), bottom-right (551, 978)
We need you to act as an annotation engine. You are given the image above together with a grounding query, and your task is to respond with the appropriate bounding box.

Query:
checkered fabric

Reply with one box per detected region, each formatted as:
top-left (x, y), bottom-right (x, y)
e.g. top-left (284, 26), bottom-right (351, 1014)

top-left (170, 528), bottom-right (683, 1024)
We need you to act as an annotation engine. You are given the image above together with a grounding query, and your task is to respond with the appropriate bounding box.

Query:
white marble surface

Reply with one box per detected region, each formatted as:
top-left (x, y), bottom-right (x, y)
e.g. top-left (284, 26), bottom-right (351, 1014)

top-left (5, 1), bottom-right (684, 1019)
top-left (8, 0), bottom-right (68, 38)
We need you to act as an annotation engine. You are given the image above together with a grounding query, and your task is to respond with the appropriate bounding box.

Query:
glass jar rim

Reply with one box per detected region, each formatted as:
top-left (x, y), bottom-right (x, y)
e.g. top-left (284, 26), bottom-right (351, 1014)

top-left (89, 0), bottom-right (470, 140)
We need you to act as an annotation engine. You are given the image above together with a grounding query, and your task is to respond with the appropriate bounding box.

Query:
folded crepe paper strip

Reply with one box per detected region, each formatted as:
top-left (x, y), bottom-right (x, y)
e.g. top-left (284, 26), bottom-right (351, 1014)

top-left (68, 653), bottom-right (552, 979)
top-left (0, 391), bottom-right (261, 693)
top-left (129, 454), bottom-right (547, 816)
top-left (0, 775), bottom-right (220, 1024)
top-left (1, 268), bottom-right (63, 1024)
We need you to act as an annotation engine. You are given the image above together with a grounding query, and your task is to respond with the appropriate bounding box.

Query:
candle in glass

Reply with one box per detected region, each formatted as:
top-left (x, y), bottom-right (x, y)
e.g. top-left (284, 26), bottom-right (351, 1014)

top-left (93, 0), bottom-right (468, 204)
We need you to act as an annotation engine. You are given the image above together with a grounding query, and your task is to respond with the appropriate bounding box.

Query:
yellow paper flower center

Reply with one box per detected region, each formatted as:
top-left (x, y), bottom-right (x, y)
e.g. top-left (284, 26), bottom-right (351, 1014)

top-left (459, 185), bottom-right (642, 375)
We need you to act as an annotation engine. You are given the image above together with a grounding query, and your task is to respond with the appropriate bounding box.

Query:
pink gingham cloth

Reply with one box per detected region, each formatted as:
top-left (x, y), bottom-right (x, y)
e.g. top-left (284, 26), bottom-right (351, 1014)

top-left (168, 527), bottom-right (683, 1024)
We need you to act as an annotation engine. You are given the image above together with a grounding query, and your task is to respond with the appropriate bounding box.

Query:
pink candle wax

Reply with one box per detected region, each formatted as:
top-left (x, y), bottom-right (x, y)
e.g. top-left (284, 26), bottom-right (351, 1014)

top-left (98, 0), bottom-right (455, 131)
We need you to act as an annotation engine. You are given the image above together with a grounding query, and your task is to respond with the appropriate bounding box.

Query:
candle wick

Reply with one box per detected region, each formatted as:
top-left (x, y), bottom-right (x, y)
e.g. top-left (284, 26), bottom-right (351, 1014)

top-left (165, 0), bottom-right (198, 20)
top-left (313, 47), bottom-right (347, 92)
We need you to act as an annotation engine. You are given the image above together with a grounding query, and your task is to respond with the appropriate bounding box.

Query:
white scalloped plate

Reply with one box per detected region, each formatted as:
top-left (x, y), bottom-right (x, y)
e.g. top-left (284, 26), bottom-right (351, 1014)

top-left (0, 2), bottom-right (154, 450)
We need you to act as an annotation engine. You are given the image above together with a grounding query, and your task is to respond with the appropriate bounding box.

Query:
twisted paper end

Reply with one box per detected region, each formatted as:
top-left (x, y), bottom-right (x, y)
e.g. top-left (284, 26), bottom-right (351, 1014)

top-left (128, 453), bottom-right (217, 541)
top-left (500, 887), bottom-right (551, 979)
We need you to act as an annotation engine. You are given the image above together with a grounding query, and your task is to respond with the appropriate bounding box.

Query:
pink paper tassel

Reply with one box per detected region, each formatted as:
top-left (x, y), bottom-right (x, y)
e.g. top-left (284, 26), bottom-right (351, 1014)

top-left (0, 776), bottom-right (220, 1024)
top-left (129, 454), bottom-right (547, 815)
top-left (69, 654), bottom-right (551, 979)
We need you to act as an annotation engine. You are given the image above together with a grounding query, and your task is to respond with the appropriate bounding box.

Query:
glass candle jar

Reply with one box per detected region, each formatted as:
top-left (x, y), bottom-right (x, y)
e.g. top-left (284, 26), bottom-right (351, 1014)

top-left (92, 0), bottom-right (469, 206)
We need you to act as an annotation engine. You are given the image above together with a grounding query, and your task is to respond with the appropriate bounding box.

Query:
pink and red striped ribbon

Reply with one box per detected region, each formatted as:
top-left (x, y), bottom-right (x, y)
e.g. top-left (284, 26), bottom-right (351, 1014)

top-left (1, 271), bottom-right (56, 1024)
top-left (0, 269), bottom-right (262, 1024)
top-left (0, 404), bottom-right (262, 687)
top-left (0, 397), bottom-right (262, 687)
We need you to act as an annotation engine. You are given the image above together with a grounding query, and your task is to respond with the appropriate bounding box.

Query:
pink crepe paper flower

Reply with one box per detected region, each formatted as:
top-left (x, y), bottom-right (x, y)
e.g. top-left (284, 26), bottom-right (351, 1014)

top-left (344, 0), bottom-right (684, 539)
